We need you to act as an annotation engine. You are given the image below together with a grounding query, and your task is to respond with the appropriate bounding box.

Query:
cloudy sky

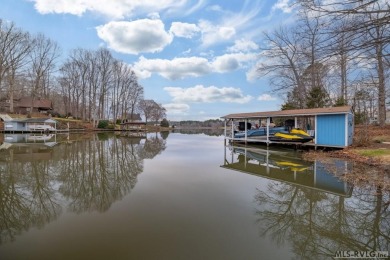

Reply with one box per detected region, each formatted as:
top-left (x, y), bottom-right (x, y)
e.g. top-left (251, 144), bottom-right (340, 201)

top-left (1, 0), bottom-right (295, 120)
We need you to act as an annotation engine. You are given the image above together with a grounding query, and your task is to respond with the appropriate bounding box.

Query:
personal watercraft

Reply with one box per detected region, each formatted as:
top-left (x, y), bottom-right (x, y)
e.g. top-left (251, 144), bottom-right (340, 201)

top-left (269, 128), bottom-right (314, 143)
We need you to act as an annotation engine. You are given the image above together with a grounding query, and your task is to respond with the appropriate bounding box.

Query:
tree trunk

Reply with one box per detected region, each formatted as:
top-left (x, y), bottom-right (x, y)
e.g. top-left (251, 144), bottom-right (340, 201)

top-left (376, 42), bottom-right (386, 126)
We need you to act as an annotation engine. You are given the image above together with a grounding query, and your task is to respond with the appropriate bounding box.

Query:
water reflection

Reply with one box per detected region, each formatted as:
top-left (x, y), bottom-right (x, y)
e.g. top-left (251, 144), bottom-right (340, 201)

top-left (0, 133), bottom-right (166, 244)
top-left (222, 145), bottom-right (390, 258)
top-left (1, 133), bottom-right (57, 147)
top-left (172, 128), bottom-right (224, 136)
top-left (222, 145), bottom-right (353, 196)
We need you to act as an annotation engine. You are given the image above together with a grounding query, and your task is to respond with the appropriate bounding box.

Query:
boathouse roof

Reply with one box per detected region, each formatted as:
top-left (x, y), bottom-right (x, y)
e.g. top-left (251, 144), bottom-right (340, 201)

top-left (221, 106), bottom-right (352, 119)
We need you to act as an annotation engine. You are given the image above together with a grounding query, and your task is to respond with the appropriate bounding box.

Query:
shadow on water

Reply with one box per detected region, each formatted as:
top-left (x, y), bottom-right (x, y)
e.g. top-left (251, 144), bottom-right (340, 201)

top-left (222, 145), bottom-right (390, 259)
top-left (0, 132), bottom-right (166, 244)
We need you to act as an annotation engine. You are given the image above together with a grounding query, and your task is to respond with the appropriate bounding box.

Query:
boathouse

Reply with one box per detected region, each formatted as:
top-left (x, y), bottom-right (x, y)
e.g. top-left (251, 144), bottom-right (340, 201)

top-left (222, 106), bottom-right (354, 148)
top-left (120, 113), bottom-right (146, 131)
top-left (0, 114), bottom-right (57, 133)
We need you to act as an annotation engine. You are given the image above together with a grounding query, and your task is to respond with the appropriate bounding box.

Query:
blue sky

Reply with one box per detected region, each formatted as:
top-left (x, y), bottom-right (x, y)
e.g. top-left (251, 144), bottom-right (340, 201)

top-left (0, 0), bottom-right (295, 121)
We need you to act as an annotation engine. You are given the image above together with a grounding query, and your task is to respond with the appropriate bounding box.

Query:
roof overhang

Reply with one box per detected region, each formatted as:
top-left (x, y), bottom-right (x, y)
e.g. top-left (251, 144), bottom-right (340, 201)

top-left (221, 106), bottom-right (352, 119)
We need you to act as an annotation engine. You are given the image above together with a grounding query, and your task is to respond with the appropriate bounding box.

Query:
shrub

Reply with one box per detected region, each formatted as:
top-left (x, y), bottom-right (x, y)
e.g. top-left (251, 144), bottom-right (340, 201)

top-left (354, 112), bottom-right (367, 125)
top-left (160, 118), bottom-right (169, 127)
top-left (354, 128), bottom-right (371, 147)
top-left (97, 120), bottom-right (109, 129)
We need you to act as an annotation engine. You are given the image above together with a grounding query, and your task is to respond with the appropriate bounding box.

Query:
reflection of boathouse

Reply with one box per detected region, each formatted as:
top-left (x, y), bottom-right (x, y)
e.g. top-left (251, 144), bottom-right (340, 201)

top-left (0, 133), bottom-right (57, 152)
top-left (0, 135), bottom-right (57, 162)
top-left (221, 145), bottom-right (353, 197)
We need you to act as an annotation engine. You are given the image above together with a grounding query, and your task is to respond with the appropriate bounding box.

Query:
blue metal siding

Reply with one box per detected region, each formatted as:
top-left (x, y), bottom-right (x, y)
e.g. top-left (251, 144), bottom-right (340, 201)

top-left (348, 113), bottom-right (354, 145)
top-left (315, 161), bottom-right (352, 196)
top-left (317, 114), bottom-right (346, 146)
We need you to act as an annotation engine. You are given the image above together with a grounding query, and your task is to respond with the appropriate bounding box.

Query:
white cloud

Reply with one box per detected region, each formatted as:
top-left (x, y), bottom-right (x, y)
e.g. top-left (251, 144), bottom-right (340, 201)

top-left (169, 22), bottom-right (200, 39)
top-left (96, 19), bottom-right (173, 54)
top-left (183, 0), bottom-right (207, 16)
top-left (33, 0), bottom-right (87, 16)
top-left (227, 39), bottom-right (259, 53)
top-left (164, 85), bottom-right (253, 104)
top-left (207, 5), bottom-right (223, 12)
top-left (258, 94), bottom-right (276, 101)
top-left (163, 103), bottom-right (190, 114)
top-left (246, 62), bottom-right (261, 82)
top-left (272, 0), bottom-right (293, 13)
top-left (198, 20), bottom-right (236, 47)
top-left (182, 48), bottom-right (192, 55)
top-left (134, 56), bottom-right (211, 80)
top-left (212, 53), bottom-right (257, 73)
top-left (134, 52), bottom-right (257, 80)
top-left (32, 0), bottom-right (186, 19)
top-left (212, 56), bottom-right (239, 73)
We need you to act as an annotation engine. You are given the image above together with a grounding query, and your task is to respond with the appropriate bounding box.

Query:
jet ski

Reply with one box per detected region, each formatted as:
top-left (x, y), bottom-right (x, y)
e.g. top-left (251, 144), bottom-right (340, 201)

top-left (269, 128), bottom-right (314, 143)
top-left (234, 126), bottom-right (286, 138)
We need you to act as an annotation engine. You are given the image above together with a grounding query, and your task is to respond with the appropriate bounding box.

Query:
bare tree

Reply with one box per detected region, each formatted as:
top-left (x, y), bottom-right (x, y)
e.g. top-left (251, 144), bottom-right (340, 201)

top-left (95, 48), bottom-right (113, 120)
top-left (58, 60), bottom-right (81, 117)
top-left (138, 99), bottom-right (161, 124)
top-left (125, 79), bottom-right (143, 119)
top-left (151, 102), bottom-right (166, 125)
top-left (298, 0), bottom-right (390, 125)
top-left (0, 20), bottom-right (31, 112)
top-left (28, 33), bottom-right (60, 113)
top-left (111, 61), bottom-right (141, 122)
top-left (58, 47), bottom-right (143, 124)
top-left (257, 26), bottom-right (306, 108)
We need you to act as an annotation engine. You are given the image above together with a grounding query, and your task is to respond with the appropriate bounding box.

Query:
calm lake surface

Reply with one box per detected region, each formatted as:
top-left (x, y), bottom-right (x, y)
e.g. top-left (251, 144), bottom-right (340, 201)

top-left (0, 132), bottom-right (388, 260)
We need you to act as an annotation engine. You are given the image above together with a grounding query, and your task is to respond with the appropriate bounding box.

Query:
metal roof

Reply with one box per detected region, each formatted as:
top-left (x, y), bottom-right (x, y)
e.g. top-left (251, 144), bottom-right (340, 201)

top-left (0, 114), bottom-right (13, 121)
top-left (0, 114), bottom-right (57, 123)
top-left (11, 118), bottom-right (57, 123)
top-left (221, 106), bottom-right (352, 119)
top-left (17, 97), bottom-right (52, 109)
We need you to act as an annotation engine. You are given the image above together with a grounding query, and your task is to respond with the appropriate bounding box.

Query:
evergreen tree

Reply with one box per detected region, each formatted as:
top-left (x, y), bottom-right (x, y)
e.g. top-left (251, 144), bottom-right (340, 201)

top-left (306, 86), bottom-right (329, 108)
top-left (160, 118), bottom-right (169, 127)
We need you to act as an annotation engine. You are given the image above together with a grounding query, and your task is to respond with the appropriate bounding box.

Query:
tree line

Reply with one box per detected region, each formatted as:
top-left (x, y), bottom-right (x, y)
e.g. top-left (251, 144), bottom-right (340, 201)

top-left (0, 19), bottom-right (166, 125)
top-left (172, 119), bottom-right (224, 128)
top-left (257, 0), bottom-right (389, 125)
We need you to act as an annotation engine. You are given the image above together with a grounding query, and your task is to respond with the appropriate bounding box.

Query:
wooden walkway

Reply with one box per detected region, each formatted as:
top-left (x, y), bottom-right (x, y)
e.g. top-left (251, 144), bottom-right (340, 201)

top-left (226, 136), bottom-right (345, 149)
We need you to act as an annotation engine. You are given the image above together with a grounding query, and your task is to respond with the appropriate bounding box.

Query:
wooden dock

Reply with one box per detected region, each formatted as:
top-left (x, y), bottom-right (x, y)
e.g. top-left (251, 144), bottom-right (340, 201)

top-left (226, 136), bottom-right (345, 149)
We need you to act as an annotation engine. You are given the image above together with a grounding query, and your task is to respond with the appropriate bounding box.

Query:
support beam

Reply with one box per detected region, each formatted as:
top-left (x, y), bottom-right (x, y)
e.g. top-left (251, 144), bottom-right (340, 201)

top-left (266, 117), bottom-right (270, 146)
top-left (244, 119), bottom-right (248, 143)
top-left (231, 119), bottom-right (234, 141)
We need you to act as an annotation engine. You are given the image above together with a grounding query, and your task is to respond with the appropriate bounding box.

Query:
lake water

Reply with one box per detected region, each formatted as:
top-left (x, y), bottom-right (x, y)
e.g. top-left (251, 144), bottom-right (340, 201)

top-left (0, 132), bottom-right (388, 260)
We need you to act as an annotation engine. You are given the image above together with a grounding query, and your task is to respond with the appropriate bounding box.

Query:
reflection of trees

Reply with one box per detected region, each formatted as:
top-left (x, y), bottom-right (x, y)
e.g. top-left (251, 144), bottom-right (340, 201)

top-left (172, 129), bottom-right (224, 136)
top-left (0, 149), bottom-right (61, 243)
top-left (56, 133), bottom-right (165, 213)
top-left (0, 133), bottom-right (166, 244)
top-left (138, 133), bottom-right (166, 159)
top-left (255, 182), bottom-right (390, 259)
top-left (160, 131), bottom-right (169, 140)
